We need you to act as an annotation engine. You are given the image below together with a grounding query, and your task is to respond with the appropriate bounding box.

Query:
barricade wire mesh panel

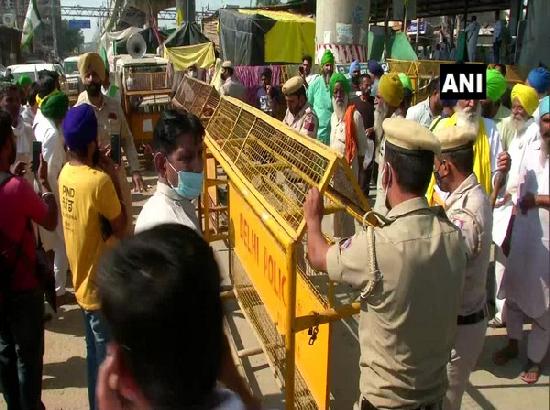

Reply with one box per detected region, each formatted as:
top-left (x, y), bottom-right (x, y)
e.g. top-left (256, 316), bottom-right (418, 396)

top-left (204, 91), bottom-right (220, 117)
top-left (174, 77), bottom-right (221, 124)
top-left (329, 166), bottom-right (362, 213)
top-left (207, 98), bottom-right (332, 235)
top-left (208, 97), bottom-right (370, 409)
top-left (190, 85), bottom-right (212, 116)
top-left (175, 78), bottom-right (195, 110)
top-left (232, 255), bottom-right (318, 410)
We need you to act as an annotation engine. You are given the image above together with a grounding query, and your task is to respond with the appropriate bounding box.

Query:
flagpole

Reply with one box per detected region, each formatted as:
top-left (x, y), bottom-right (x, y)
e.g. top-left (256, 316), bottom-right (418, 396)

top-left (51, 0), bottom-right (59, 61)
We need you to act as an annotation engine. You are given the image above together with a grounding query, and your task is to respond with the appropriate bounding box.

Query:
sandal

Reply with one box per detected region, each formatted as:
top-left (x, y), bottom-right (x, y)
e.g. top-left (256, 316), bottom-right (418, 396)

top-left (521, 361), bottom-right (541, 384)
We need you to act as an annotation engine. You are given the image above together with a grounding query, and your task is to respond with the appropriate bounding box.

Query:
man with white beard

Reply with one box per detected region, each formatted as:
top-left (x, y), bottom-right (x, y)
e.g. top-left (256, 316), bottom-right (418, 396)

top-left (493, 96), bottom-right (550, 384)
top-left (426, 99), bottom-right (511, 207)
top-left (490, 83), bottom-right (540, 328)
top-left (372, 73), bottom-right (405, 213)
top-left (480, 68), bottom-right (511, 147)
top-left (328, 72), bottom-right (370, 237)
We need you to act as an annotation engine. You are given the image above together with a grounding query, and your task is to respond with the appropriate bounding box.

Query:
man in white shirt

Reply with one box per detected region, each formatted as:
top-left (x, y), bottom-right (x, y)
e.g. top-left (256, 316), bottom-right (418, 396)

top-left (219, 61), bottom-right (247, 102)
top-left (21, 83), bottom-right (39, 128)
top-left (134, 110), bottom-right (260, 409)
top-left (33, 85), bottom-right (70, 297)
top-left (406, 78), bottom-right (442, 128)
top-left (135, 110), bottom-right (203, 234)
top-left (491, 84), bottom-right (541, 328)
top-left (493, 96), bottom-right (550, 384)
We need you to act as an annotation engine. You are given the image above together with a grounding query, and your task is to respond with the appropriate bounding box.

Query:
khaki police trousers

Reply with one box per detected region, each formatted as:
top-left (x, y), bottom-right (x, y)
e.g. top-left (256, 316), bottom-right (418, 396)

top-left (444, 319), bottom-right (487, 410)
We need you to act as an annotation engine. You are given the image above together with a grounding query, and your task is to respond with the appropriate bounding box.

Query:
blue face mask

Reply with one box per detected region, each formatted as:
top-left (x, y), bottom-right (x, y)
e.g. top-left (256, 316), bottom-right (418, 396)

top-left (167, 161), bottom-right (203, 199)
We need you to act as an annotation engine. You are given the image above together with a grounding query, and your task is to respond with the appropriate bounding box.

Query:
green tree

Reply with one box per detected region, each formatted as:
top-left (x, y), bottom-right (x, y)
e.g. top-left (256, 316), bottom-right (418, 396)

top-left (58, 20), bottom-right (85, 57)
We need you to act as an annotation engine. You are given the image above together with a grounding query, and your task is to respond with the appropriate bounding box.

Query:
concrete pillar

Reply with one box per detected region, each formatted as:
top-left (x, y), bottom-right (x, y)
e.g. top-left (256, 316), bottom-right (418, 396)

top-left (176, 0), bottom-right (196, 25)
top-left (508, 0), bottom-right (521, 38)
top-left (518, 0), bottom-right (550, 69)
top-left (315, 0), bottom-right (370, 64)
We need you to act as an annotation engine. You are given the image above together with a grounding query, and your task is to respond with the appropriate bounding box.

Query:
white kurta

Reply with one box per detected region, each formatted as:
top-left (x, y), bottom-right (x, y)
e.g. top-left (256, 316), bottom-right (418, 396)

top-left (32, 110), bottom-right (67, 250)
top-left (501, 139), bottom-right (549, 319)
top-left (33, 110), bottom-right (69, 293)
top-left (492, 121), bottom-right (539, 246)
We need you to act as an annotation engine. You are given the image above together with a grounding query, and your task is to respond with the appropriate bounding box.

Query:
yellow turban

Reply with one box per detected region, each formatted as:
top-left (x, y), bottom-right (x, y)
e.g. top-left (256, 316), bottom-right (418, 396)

top-left (78, 52), bottom-right (106, 83)
top-left (511, 84), bottom-right (539, 116)
top-left (378, 73), bottom-right (404, 108)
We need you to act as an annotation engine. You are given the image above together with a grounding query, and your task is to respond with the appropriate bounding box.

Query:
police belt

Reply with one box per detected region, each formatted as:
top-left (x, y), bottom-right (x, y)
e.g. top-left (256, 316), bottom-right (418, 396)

top-left (457, 309), bottom-right (485, 325)
top-left (361, 398), bottom-right (442, 410)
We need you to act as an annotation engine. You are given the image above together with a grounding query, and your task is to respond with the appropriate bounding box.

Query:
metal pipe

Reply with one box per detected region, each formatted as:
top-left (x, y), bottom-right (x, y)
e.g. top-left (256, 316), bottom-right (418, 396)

top-left (284, 243), bottom-right (297, 409)
top-left (237, 346), bottom-right (264, 358)
top-left (294, 302), bottom-right (361, 333)
top-left (51, 0), bottom-right (58, 60)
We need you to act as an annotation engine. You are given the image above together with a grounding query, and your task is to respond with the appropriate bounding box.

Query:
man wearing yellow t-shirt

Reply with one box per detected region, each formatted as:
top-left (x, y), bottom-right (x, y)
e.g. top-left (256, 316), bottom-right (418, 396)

top-left (58, 104), bottom-right (127, 410)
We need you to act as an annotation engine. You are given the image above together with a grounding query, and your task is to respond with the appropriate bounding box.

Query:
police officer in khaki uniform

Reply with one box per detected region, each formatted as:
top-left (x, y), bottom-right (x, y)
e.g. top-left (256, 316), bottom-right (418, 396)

top-left (304, 118), bottom-right (467, 410)
top-left (433, 127), bottom-right (493, 410)
top-left (282, 76), bottom-right (319, 138)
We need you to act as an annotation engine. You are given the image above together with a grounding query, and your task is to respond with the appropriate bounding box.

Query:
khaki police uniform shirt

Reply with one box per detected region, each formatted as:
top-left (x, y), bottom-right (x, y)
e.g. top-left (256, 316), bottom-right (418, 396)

top-left (76, 91), bottom-right (141, 172)
top-left (445, 173), bottom-right (493, 316)
top-left (283, 102), bottom-right (318, 138)
top-left (326, 197), bottom-right (467, 409)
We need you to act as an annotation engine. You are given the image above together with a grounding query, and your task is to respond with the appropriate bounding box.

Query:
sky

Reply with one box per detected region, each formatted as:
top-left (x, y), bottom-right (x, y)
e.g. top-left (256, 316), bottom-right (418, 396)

top-left (61, 0), bottom-right (253, 42)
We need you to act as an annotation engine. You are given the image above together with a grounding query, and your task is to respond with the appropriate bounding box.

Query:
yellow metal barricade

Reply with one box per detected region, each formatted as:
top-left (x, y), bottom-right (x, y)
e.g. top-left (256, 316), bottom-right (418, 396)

top-left (204, 95), bottom-right (377, 409)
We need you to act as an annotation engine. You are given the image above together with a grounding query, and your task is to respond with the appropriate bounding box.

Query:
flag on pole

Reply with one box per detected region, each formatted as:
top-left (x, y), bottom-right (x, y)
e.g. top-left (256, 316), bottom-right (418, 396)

top-left (21, 0), bottom-right (42, 49)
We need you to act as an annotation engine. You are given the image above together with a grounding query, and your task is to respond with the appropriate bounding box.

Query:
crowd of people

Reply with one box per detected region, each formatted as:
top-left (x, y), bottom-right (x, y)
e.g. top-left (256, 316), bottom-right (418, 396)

top-left (0, 45), bottom-right (548, 410)
top-left (296, 51), bottom-right (549, 408)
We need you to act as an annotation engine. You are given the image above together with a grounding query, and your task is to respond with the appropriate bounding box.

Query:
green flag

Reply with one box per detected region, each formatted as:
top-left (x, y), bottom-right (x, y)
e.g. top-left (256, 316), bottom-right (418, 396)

top-left (99, 46), bottom-right (109, 73)
top-left (21, 0), bottom-right (42, 49)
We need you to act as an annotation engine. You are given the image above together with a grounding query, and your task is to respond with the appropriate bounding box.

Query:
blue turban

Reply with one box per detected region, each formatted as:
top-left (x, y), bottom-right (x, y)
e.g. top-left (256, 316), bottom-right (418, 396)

top-left (349, 60), bottom-right (360, 75)
top-left (527, 67), bottom-right (550, 95)
top-left (540, 95), bottom-right (550, 118)
top-left (367, 60), bottom-right (384, 77)
top-left (62, 104), bottom-right (98, 152)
